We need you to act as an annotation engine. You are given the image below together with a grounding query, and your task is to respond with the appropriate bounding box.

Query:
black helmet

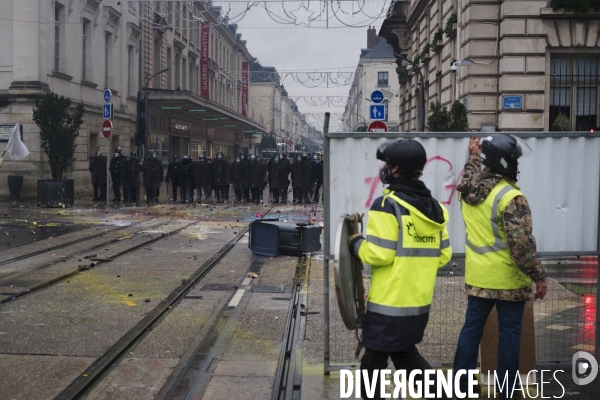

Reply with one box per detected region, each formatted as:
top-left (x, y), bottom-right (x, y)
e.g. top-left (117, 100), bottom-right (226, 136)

top-left (376, 139), bottom-right (427, 172)
top-left (481, 134), bottom-right (524, 182)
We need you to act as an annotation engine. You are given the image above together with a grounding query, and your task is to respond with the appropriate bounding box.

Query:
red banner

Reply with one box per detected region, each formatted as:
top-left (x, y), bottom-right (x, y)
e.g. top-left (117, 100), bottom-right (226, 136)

top-left (241, 62), bottom-right (249, 117)
top-left (201, 22), bottom-right (210, 99)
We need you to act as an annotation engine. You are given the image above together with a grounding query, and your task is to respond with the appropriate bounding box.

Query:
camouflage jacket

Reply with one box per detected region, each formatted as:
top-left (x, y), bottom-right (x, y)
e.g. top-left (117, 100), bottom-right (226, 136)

top-left (457, 154), bottom-right (546, 301)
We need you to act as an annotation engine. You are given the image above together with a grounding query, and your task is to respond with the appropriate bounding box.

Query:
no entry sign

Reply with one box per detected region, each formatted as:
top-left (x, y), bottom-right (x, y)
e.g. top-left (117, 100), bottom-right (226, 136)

top-left (368, 121), bottom-right (388, 133)
top-left (102, 119), bottom-right (113, 139)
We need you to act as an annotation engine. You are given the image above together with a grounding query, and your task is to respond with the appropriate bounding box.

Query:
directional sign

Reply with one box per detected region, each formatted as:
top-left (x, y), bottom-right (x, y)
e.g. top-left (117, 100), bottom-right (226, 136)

top-left (368, 121), bottom-right (388, 133)
top-left (502, 95), bottom-right (522, 109)
top-left (103, 89), bottom-right (112, 103)
top-left (102, 119), bottom-right (113, 139)
top-left (371, 90), bottom-right (384, 104)
top-left (369, 104), bottom-right (385, 121)
top-left (103, 103), bottom-right (114, 120)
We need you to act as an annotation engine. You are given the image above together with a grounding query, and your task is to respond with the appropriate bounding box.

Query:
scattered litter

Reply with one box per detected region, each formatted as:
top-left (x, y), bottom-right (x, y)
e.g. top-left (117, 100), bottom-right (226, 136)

top-left (117, 275), bottom-right (120, 277)
top-left (49, 236), bottom-right (53, 240)
top-left (52, 254), bottom-right (56, 256)
top-left (144, 299), bottom-right (150, 303)
top-left (78, 264), bottom-right (90, 271)
top-left (247, 272), bottom-right (259, 279)
top-left (66, 279), bottom-right (71, 283)
top-left (90, 258), bottom-right (113, 262)
top-left (10, 285), bottom-right (14, 288)
top-left (33, 222), bottom-right (37, 226)
top-left (128, 294), bottom-right (133, 297)
top-left (84, 254), bottom-right (97, 259)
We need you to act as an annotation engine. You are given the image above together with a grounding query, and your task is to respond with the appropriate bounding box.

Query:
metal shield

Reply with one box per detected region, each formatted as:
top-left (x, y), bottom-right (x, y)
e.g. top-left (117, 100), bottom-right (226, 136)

top-left (334, 214), bottom-right (362, 330)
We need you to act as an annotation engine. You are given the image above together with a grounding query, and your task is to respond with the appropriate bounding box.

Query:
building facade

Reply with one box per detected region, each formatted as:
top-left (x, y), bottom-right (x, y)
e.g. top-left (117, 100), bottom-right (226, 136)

top-left (0, 0), bottom-right (141, 199)
top-left (379, 0), bottom-right (600, 132)
top-left (141, 1), bottom-right (264, 163)
top-left (343, 27), bottom-right (401, 131)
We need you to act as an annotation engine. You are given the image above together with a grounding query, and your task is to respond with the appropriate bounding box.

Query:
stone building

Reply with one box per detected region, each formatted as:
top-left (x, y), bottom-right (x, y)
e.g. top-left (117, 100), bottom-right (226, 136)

top-left (343, 27), bottom-right (401, 131)
top-left (379, 0), bottom-right (600, 132)
top-left (141, 1), bottom-right (264, 163)
top-left (249, 62), bottom-right (312, 152)
top-left (0, 0), bottom-right (140, 199)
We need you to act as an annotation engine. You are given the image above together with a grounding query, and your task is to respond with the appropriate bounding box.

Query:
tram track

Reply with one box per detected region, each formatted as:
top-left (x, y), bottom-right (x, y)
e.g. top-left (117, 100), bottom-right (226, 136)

top-left (0, 220), bottom-right (149, 268)
top-left (53, 206), bottom-right (275, 400)
top-left (0, 220), bottom-right (192, 305)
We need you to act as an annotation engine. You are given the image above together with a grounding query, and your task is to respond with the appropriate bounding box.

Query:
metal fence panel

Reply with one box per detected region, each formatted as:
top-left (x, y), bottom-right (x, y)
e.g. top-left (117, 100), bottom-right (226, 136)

top-left (326, 133), bottom-right (600, 254)
top-left (323, 132), bottom-right (600, 370)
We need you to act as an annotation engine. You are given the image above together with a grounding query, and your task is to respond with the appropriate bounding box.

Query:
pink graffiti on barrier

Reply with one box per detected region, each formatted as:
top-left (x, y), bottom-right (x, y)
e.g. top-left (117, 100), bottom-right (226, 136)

top-left (363, 156), bottom-right (464, 207)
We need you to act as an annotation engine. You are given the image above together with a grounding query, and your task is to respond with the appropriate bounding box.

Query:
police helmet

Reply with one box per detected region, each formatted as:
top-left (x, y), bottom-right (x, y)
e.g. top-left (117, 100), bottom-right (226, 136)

top-left (174, 155), bottom-right (179, 160)
top-left (96, 151), bottom-right (102, 157)
top-left (235, 157), bottom-right (241, 163)
top-left (250, 155), bottom-right (256, 160)
top-left (151, 153), bottom-right (157, 159)
top-left (376, 139), bottom-right (427, 173)
top-left (217, 152), bottom-right (223, 159)
top-left (114, 147), bottom-right (122, 154)
top-left (481, 134), bottom-right (530, 182)
top-left (130, 151), bottom-right (135, 157)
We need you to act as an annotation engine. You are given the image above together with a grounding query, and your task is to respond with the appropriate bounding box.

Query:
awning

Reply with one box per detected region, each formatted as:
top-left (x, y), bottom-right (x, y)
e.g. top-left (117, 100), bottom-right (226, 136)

top-left (147, 89), bottom-right (266, 135)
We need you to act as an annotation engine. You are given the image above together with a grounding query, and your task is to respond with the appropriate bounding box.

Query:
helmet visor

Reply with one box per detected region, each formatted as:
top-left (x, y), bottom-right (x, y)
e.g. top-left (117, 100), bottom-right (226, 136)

top-left (512, 135), bottom-right (533, 159)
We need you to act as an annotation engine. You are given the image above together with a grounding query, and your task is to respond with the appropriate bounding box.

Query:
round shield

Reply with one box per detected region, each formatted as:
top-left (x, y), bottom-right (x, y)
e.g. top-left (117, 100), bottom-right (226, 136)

top-left (334, 214), bottom-right (361, 330)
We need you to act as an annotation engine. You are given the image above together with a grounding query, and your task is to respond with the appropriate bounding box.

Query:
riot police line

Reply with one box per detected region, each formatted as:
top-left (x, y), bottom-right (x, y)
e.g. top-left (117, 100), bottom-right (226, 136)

top-left (90, 149), bottom-right (324, 205)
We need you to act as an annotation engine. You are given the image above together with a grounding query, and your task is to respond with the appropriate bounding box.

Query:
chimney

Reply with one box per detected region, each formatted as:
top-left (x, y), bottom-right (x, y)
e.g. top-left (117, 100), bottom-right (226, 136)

top-left (367, 25), bottom-right (378, 49)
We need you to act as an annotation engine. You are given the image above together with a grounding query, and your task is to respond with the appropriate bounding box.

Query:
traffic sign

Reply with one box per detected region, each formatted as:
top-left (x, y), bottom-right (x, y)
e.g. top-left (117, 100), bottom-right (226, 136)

top-left (102, 119), bottom-right (113, 139)
top-left (103, 103), bottom-right (114, 120)
top-left (369, 104), bottom-right (385, 121)
top-left (368, 121), bottom-right (388, 133)
top-left (103, 89), bottom-right (112, 103)
top-left (371, 90), bottom-right (384, 104)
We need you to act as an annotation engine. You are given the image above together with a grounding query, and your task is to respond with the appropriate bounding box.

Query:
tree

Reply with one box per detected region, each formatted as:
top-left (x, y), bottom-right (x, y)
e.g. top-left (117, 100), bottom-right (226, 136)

top-left (32, 92), bottom-right (84, 180)
top-left (426, 101), bottom-right (450, 132)
top-left (259, 133), bottom-right (277, 151)
top-left (449, 101), bottom-right (469, 132)
top-left (551, 112), bottom-right (571, 131)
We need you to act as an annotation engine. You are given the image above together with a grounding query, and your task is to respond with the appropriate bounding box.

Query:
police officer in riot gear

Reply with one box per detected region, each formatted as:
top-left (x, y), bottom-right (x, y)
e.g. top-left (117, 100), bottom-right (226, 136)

top-left (123, 152), bottom-right (139, 203)
top-left (166, 155), bottom-right (182, 202)
top-left (109, 151), bottom-right (123, 202)
top-left (89, 151), bottom-right (107, 201)
top-left (180, 155), bottom-right (194, 203)
top-left (142, 152), bottom-right (161, 204)
top-left (194, 154), bottom-right (212, 203)
top-left (213, 152), bottom-right (230, 203)
top-left (312, 155), bottom-right (323, 204)
top-left (231, 157), bottom-right (243, 202)
top-left (348, 139), bottom-right (452, 399)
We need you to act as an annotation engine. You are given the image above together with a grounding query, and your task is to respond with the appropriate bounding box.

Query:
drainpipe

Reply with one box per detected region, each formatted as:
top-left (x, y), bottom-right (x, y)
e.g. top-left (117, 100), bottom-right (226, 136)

top-left (455, 0), bottom-right (462, 101)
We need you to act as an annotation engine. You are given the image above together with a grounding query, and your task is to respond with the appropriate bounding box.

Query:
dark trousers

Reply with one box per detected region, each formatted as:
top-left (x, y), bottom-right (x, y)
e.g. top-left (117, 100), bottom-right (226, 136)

top-left (128, 186), bottom-right (137, 203)
top-left (234, 188), bottom-right (242, 202)
top-left (454, 296), bottom-right (525, 398)
top-left (360, 346), bottom-right (442, 400)
top-left (92, 178), bottom-right (107, 201)
top-left (220, 185), bottom-right (229, 202)
top-left (112, 177), bottom-right (121, 201)
top-left (145, 188), bottom-right (155, 203)
top-left (171, 182), bottom-right (180, 202)
top-left (122, 186), bottom-right (129, 202)
top-left (271, 188), bottom-right (280, 203)
top-left (314, 180), bottom-right (322, 202)
top-left (251, 188), bottom-right (260, 203)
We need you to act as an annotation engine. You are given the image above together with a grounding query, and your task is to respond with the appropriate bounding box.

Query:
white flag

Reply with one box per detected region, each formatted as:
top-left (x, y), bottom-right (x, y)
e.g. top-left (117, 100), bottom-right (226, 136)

top-left (4, 123), bottom-right (29, 160)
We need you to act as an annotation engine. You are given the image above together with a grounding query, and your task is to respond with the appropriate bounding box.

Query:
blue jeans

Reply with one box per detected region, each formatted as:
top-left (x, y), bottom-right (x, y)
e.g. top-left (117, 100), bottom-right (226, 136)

top-left (453, 296), bottom-right (525, 398)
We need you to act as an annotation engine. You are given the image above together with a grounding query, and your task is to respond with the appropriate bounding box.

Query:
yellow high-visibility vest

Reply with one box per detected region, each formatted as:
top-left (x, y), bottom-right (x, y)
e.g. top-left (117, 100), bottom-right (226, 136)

top-left (461, 180), bottom-right (531, 290)
top-left (355, 190), bottom-right (452, 317)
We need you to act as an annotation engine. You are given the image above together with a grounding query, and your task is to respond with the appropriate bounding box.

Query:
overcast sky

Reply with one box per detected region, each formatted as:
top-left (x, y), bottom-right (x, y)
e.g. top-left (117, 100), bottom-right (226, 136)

top-left (230, 1), bottom-right (390, 130)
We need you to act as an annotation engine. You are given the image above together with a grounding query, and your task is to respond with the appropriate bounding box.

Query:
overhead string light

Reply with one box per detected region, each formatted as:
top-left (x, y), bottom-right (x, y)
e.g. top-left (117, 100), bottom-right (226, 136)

top-left (127, 1), bottom-right (391, 29)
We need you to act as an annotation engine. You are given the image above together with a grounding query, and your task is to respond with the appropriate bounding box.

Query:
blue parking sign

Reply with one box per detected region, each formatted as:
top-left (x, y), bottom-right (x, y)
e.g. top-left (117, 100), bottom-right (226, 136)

top-left (370, 104), bottom-right (385, 121)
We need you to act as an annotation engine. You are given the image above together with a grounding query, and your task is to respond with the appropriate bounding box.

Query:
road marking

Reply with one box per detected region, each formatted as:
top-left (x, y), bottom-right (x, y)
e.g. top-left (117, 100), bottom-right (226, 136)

top-left (241, 277), bottom-right (252, 286)
top-left (228, 288), bottom-right (245, 308)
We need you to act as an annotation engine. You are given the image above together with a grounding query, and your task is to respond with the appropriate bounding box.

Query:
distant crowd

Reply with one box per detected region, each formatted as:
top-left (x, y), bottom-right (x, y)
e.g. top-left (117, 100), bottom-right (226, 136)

top-left (88, 148), bottom-right (323, 205)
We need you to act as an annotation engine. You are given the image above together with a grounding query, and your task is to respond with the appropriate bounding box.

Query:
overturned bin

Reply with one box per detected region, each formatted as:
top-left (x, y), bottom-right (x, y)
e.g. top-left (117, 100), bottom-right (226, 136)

top-left (249, 220), bottom-right (322, 257)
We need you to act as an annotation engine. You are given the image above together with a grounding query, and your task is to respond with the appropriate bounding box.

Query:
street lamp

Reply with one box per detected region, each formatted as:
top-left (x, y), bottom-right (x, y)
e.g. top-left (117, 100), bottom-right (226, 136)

top-left (135, 67), bottom-right (169, 206)
top-left (399, 54), bottom-right (426, 132)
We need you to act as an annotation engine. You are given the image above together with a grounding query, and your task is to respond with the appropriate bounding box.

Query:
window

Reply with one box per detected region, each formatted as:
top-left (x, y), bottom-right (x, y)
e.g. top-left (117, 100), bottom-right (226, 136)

top-left (104, 32), bottom-right (112, 88)
top-left (378, 71), bottom-right (389, 86)
top-left (153, 35), bottom-right (162, 88)
top-left (82, 20), bottom-right (89, 80)
top-left (550, 57), bottom-right (598, 131)
top-left (189, 61), bottom-right (195, 93)
top-left (259, 114), bottom-right (264, 125)
top-left (167, 2), bottom-right (173, 25)
top-left (166, 47), bottom-right (172, 89)
top-left (383, 100), bottom-right (389, 122)
top-left (182, 57), bottom-right (187, 91)
top-left (127, 45), bottom-right (134, 95)
top-left (182, 4), bottom-right (187, 38)
top-left (174, 52), bottom-right (181, 89)
top-left (54, 5), bottom-right (62, 72)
